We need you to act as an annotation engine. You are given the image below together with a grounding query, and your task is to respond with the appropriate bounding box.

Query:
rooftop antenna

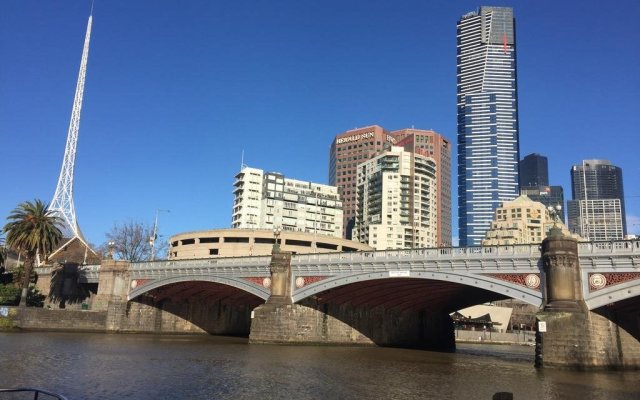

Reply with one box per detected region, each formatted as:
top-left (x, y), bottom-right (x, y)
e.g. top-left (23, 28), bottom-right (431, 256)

top-left (241, 150), bottom-right (247, 169)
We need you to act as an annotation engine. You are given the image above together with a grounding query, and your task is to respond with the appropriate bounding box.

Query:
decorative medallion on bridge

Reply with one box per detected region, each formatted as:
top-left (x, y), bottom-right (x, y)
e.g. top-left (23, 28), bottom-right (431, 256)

top-left (130, 279), bottom-right (150, 289)
top-left (294, 276), bottom-right (328, 288)
top-left (242, 277), bottom-right (271, 288)
top-left (524, 274), bottom-right (541, 289)
top-left (485, 274), bottom-right (542, 291)
top-left (589, 274), bottom-right (607, 290)
top-left (588, 272), bottom-right (640, 291)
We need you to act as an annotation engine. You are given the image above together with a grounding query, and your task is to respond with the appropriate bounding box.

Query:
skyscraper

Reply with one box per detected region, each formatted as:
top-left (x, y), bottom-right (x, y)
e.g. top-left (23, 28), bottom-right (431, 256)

top-left (393, 129), bottom-right (452, 246)
top-left (329, 126), bottom-right (452, 245)
top-left (457, 6), bottom-right (520, 246)
top-left (353, 146), bottom-right (438, 250)
top-left (567, 160), bottom-right (626, 240)
top-left (329, 126), bottom-right (395, 238)
top-left (519, 152), bottom-right (565, 222)
top-left (520, 153), bottom-right (548, 187)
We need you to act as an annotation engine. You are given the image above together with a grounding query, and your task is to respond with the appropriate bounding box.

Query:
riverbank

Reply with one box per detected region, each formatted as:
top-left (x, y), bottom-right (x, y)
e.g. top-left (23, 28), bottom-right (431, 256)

top-left (2, 306), bottom-right (536, 347)
top-left (455, 329), bottom-right (536, 346)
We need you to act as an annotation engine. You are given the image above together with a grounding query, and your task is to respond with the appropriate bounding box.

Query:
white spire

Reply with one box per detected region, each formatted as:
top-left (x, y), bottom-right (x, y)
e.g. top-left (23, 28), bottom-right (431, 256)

top-left (50, 14), bottom-right (92, 239)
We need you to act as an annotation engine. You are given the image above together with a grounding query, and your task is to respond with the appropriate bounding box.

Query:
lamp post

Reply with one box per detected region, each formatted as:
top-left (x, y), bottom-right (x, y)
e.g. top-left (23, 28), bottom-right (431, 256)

top-left (273, 226), bottom-right (282, 253)
top-left (547, 204), bottom-right (563, 226)
top-left (108, 241), bottom-right (115, 260)
top-left (150, 209), bottom-right (170, 261)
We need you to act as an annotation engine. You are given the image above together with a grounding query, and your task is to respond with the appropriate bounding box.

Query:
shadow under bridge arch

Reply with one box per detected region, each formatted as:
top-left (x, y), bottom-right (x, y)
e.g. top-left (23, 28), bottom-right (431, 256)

top-left (128, 275), bottom-right (270, 303)
top-left (293, 271), bottom-right (543, 310)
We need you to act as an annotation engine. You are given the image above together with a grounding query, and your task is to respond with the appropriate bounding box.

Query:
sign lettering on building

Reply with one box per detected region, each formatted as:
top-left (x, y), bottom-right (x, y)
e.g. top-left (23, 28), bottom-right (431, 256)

top-left (336, 131), bottom-right (374, 144)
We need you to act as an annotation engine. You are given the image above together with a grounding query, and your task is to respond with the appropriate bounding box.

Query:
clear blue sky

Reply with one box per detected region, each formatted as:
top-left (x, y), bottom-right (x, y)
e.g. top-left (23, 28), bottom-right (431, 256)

top-left (1, 0), bottom-right (639, 247)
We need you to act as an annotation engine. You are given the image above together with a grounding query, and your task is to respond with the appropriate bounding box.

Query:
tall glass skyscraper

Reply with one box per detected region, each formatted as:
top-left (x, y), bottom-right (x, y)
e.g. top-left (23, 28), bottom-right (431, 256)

top-left (567, 160), bottom-right (626, 241)
top-left (457, 6), bottom-right (520, 246)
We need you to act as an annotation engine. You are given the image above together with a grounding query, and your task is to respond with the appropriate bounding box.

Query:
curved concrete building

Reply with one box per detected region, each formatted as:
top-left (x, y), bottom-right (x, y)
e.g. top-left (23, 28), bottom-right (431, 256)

top-left (169, 229), bottom-right (373, 259)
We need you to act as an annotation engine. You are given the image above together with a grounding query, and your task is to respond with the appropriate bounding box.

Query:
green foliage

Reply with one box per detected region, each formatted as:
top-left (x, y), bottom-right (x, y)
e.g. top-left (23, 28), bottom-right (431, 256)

top-left (0, 284), bottom-right (20, 305)
top-left (27, 287), bottom-right (45, 307)
top-left (0, 285), bottom-right (44, 307)
top-left (3, 199), bottom-right (63, 306)
top-left (0, 232), bottom-right (5, 267)
top-left (3, 199), bottom-right (63, 259)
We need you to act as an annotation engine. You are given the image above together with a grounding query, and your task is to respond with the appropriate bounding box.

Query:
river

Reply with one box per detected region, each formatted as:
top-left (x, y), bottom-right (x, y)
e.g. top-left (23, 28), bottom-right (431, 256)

top-left (0, 332), bottom-right (639, 400)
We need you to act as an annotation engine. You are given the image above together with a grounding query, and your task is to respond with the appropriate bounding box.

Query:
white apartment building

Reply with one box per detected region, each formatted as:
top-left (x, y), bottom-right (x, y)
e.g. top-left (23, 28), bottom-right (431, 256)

top-left (231, 166), bottom-right (343, 238)
top-left (353, 146), bottom-right (438, 250)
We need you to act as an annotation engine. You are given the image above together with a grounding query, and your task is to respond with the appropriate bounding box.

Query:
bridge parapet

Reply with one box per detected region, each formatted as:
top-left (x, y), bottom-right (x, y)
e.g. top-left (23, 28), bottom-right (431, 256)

top-left (578, 240), bottom-right (640, 255)
top-left (130, 256), bottom-right (271, 278)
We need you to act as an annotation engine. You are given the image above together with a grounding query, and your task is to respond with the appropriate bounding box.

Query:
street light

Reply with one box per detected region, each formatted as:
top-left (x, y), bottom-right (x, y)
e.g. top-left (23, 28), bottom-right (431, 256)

top-left (108, 241), bottom-right (115, 259)
top-left (547, 204), bottom-right (563, 226)
top-left (150, 209), bottom-right (170, 261)
top-left (273, 226), bottom-right (282, 253)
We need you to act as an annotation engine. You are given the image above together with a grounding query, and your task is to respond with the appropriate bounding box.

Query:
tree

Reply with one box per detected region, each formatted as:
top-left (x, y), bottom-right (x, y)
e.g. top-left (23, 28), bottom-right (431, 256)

top-left (3, 199), bottom-right (63, 307)
top-left (102, 220), bottom-right (167, 262)
top-left (0, 232), bottom-right (5, 268)
top-left (0, 231), bottom-right (7, 274)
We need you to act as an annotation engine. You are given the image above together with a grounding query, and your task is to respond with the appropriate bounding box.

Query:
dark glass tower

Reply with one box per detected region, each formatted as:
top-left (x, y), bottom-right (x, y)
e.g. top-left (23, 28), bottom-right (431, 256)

top-left (457, 6), bottom-right (520, 246)
top-left (519, 153), bottom-right (564, 222)
top-left (520, 153), bottom-right (548, 186)
top-left (568, 160), bottom-right (626, 240)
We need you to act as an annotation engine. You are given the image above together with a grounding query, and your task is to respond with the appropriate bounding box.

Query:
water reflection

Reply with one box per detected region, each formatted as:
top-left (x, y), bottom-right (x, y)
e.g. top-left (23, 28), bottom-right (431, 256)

top-left (0, 333), bottom-right (638, 400)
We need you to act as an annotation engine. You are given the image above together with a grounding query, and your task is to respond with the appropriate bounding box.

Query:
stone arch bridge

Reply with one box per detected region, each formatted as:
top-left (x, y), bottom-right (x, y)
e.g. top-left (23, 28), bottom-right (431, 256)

top-left (50, 237), bottom-right (640, 369)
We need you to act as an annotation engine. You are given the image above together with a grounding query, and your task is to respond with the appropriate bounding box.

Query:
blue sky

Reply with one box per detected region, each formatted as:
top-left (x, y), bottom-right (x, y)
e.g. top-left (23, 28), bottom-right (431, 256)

top-left (1, 0), bottom-right (639, 247)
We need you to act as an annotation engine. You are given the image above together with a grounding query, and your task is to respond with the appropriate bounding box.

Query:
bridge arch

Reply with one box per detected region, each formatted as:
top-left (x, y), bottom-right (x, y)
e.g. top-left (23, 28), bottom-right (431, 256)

top-left (128, 275), bottom-right (270, 301)
top-left (292, 271), bottom-right (543, 307)
top-left (586, 280), bottom-right (640, 310)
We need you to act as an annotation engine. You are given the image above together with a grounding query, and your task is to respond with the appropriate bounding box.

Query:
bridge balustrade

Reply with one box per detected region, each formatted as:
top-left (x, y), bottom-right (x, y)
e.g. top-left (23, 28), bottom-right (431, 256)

top-left (577, 240), bottom-right (640, 255)
top-left (292, 243), bottom-right (541, 265)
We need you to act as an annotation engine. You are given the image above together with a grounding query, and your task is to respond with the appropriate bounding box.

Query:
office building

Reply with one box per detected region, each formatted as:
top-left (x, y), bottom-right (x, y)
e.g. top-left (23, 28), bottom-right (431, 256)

top-left (519, 153), bottom-right (564, 222)
top-left (519, 153), bottom-right (548, 187)
top-left (520, 186), bottom-right (565, 222)
top-left (353, 146), bottom-right (438, 250)
top-left (232, 166), bottom-right (343, 238)
top-left (329, 126), bottom-right (452, 246)
top-left (567, 160), bottom-right (626, 240)
top-left (483, 195), bottom-right (575, 246)
top-left (329, 126), bottom-right (396, 238)
top-left (457, 6), bottom-right (520, 246)
top-left (394, 129), bottom-right (452, 246)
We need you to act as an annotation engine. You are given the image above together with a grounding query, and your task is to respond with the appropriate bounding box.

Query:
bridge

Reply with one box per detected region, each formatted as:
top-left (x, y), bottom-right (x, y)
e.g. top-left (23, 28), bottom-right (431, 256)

top-left (36, 236), bottom-right (640, 369)
top-left (66, 239), bottom-right (640, 310)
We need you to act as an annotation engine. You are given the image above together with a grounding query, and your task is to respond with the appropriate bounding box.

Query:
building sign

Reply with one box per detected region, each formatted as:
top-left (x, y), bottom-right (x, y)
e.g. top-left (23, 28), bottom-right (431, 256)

top-left (336, 131), bottom-right (374, 144)
top-left (386, 134), bottom-right (397, 144)
top-left (389, 271), bottom-right (410, 278)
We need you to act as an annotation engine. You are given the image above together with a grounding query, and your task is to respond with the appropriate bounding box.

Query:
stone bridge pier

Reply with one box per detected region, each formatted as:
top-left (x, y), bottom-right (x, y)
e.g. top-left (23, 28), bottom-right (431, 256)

top-left (249, 249), bottom-right (455, 350)
top-left (535, 228), bottom-right (640, 369)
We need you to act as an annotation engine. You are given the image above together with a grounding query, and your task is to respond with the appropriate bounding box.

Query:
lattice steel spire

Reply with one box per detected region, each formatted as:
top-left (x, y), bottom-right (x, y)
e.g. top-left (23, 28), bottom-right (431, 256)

top-left (50, 13), bottom-right (93, 239)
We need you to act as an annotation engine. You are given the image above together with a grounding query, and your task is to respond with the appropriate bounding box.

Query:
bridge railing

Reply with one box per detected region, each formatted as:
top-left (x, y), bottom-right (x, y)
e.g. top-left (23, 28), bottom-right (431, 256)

top-left (131, 255), bottom-right (271, 271)
top-left (292, 243), bottom-right (541, 264)
top-left (578, 239), bottom-right (640, 255)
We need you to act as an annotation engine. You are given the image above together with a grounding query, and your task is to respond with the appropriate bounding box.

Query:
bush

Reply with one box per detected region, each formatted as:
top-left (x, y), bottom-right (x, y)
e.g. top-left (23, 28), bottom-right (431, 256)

top-left (0, 284), bottom-right (20, 305)
top-left (0, 284), bottom-right (45, 307)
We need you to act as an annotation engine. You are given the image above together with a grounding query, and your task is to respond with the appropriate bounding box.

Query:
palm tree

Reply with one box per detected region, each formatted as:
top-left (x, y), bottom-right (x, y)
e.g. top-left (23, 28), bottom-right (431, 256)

top-left (3, 200), bottom-right (63, 307)
top-left (0, 232), bottom-right (5, 268)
